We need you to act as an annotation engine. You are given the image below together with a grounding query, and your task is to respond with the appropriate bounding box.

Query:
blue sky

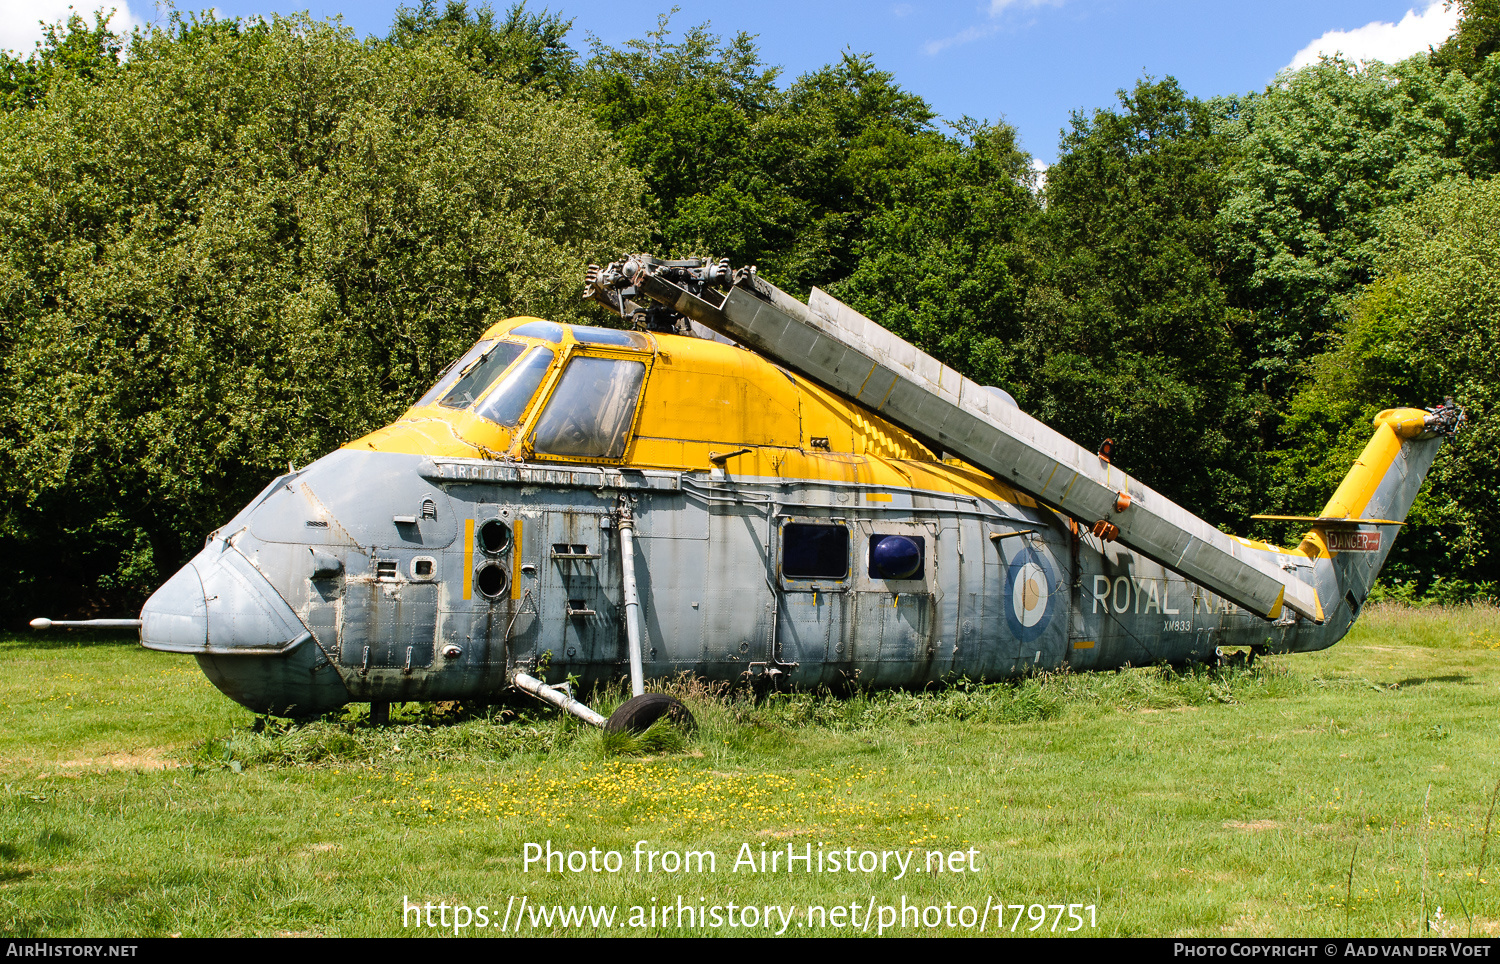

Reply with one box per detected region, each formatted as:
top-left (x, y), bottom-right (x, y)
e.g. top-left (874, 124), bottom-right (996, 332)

top-left (1, 0), bottom-right (1461, 163)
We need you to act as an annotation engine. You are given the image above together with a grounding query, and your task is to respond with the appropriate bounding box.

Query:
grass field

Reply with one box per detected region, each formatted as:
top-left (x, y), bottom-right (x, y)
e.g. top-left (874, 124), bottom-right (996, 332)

top-left (4, 604), bottom-right (1500, 937)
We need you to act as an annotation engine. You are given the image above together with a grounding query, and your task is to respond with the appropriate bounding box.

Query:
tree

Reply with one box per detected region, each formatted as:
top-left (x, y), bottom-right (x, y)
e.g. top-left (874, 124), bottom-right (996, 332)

top-left (0, 8), bottom-right (124, 111)
top-left (581, 22), bottom-right (1038, 317)
top-left (0, 13), bottom-right (647, 620)
top-left (1219, 55), bottom-right (1496, 401)
top-left (578, 13), bottom-right (782, 266)
top-left (1270, 176), bottom-right (1500, 592)
top-left (1431, 0), bottom-right (1500, 74)
top-left (1022, 77), bottom-right (1257, 525)
top-left (581, 22), bottom-right (1041, 381)
top-left (827, 118), bottom-right (1037, 387)
top-left (387, 0), bottom-right (578, 93)
top-left (750, 52), bottom-right (952, 295)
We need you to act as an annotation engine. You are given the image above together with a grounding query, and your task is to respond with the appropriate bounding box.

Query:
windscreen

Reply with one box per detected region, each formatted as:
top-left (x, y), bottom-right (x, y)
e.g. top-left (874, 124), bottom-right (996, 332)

top-left (572, 326), bottom-right (649, 349)
top-left (412, 340), bottom-right (495, 409)
top-left (507, 321), bottom-right (565, 342)
top-left (474, 347), bottom-right (555, 427)
top-left (532, 356), bottom-right (646, 460)
top-left (437, 340), bottom-right (527, 410)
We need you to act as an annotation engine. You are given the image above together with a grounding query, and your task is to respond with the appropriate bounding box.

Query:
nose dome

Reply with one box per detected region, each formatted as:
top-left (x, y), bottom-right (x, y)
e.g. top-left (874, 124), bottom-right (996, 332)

top-left (141, 544), bottom-right (310, 654)
top-left (139, 562), bottom-right (208, 650)
top-left (141, 542), bottom-right (347, 716)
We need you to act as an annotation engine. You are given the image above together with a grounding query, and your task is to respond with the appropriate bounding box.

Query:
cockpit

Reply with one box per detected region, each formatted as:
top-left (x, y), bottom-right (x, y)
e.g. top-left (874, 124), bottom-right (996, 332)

top-left (353, 315), bottom-right (944, 480)
top-left (368, 319), bottom-right (656, 463)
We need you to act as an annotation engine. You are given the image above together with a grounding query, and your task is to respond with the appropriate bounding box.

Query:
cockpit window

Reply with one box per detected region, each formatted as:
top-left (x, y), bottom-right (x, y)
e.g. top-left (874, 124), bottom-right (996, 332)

top-left (571, 326), bottom-right (648, 349)
top-left (532, 356), bottom-right (646, 460)
top-left (437, 340), bottom-right (527, 410)
top-left (508, 321), bottom-right (565, 342)
top-left (413, 339), bottom-right (495, 409)
top-left (473, 347), bottom-right (555, 426)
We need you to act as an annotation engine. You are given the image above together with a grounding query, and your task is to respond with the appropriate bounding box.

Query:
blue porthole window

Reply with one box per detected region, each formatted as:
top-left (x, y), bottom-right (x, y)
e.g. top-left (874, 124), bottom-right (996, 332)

top-left (868, 534), bottom-right (924, 580)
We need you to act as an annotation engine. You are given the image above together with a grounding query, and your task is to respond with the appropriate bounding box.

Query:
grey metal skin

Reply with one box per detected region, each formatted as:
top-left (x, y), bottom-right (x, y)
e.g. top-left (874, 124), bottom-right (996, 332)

top-left (136, 415), bottom-right (1442, 717)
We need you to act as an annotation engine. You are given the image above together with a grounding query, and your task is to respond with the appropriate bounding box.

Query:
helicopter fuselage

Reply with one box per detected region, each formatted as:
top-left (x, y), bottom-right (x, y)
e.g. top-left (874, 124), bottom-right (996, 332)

top-left (137, 317), bottom-right (1431, 716)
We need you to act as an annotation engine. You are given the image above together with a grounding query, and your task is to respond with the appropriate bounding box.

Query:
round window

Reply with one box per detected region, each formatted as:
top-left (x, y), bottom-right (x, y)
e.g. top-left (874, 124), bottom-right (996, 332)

top-left (476, 563), bottom-right (508, 599)
top-left (479, 519), bottom-right (511, 554)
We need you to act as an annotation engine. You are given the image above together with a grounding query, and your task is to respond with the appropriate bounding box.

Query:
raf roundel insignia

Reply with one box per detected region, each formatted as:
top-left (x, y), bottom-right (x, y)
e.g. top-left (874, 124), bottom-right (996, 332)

top-left (1005, 546), bottom-right (1056, 643)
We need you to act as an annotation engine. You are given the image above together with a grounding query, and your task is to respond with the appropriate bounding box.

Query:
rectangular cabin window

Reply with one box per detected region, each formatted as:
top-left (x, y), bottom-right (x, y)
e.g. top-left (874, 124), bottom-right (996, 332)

top-left (782, 523), bottom-right (849, 580)
top-left (532, 357), bottom-right (646, 460)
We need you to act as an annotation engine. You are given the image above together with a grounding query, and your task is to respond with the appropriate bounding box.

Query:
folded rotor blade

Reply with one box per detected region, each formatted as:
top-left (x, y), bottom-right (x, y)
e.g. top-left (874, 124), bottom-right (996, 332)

top-left (626, 265), bottom-right (1321, 623)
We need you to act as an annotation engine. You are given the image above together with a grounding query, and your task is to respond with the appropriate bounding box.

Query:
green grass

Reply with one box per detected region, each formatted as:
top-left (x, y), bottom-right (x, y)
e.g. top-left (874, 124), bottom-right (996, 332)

top-left (4, 605), bottom-right (1500, 937)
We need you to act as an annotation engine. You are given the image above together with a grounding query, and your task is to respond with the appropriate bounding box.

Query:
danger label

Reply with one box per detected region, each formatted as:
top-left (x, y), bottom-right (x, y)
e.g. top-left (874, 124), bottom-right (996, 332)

top-left (1325, 530), bottom-right (1382, 552)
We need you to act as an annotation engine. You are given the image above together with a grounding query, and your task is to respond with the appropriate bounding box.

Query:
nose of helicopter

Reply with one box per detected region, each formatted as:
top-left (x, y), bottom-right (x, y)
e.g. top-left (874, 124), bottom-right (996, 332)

top-left (140, 542), bottom-right (311, 655)
top-left (140, 541), bottom-right (348, 715)
top-left (138, 559), bottom-right (209, 650)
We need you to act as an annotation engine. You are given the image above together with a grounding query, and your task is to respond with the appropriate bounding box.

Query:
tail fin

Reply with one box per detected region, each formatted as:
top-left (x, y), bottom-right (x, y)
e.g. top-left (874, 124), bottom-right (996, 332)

top-left (1300, 400), bottom-right (1463, 616)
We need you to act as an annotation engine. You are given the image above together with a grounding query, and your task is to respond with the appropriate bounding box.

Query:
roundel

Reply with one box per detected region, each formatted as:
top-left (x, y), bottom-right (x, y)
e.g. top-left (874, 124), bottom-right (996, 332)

top-left (1004, 546), bottom-right (1057, 643)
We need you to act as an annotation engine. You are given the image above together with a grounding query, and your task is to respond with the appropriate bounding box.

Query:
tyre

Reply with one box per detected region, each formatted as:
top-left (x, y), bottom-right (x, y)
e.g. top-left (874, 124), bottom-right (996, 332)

top-left (605, 693), bottom-right (696, 734)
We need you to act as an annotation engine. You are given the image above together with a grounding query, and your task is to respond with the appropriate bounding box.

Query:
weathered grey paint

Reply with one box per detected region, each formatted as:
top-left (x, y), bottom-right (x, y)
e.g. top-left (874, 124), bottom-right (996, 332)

top-left (139, 420), bottom-right (1443, 716)
top-left (132, 268), bottom-right (1450, 716)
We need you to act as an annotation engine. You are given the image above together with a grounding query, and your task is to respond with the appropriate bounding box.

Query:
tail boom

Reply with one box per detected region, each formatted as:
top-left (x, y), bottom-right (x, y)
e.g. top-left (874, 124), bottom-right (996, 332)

top-left (1289, 401), bottom-right (1462, 649)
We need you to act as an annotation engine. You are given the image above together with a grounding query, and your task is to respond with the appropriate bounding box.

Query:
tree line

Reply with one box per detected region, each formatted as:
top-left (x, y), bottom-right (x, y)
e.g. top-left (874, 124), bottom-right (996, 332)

top-left (1, 1), bottom-right (1495, 622)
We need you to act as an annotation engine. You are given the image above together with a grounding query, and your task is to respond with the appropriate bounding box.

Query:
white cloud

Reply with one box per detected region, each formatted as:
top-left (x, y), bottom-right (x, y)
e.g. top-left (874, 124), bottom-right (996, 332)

top-left (1030, 157), bottom-right (1049, 193)
top-left (989, 0), bottom-right (1059, 12)
top-left (924, 22), bottom-right (1000, 55)
top-left (0, 1), bottom-right (147, 56)
top-left (1285, 0), bottom-right (1459, 71)
top-left (924, 0), bottom-right (1063, 55)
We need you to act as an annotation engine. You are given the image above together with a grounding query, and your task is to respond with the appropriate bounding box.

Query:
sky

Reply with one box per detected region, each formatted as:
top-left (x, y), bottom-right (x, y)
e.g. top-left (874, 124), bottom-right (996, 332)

top-left (0, 0), bottom-right (1463, 164)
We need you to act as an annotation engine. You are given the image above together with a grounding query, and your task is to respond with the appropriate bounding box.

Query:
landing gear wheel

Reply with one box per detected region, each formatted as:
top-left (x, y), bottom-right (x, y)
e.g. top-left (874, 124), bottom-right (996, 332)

top-left (1215, 647), bottom-right (1248, 669)
top-left (605, 694), bottom-right (696, 734)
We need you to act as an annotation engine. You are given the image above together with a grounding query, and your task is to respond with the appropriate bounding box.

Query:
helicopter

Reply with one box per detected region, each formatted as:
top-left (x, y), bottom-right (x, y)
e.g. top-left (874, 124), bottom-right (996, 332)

top-left (32, 255), bottom-right (1464, 731)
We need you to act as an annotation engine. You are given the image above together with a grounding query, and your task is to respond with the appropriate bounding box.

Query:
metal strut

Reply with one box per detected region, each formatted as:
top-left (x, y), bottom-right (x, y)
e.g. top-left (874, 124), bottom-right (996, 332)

top-left (513, 673), bottom-right (607, 728)
top-left (617, 497), bottom-right (647, 698)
